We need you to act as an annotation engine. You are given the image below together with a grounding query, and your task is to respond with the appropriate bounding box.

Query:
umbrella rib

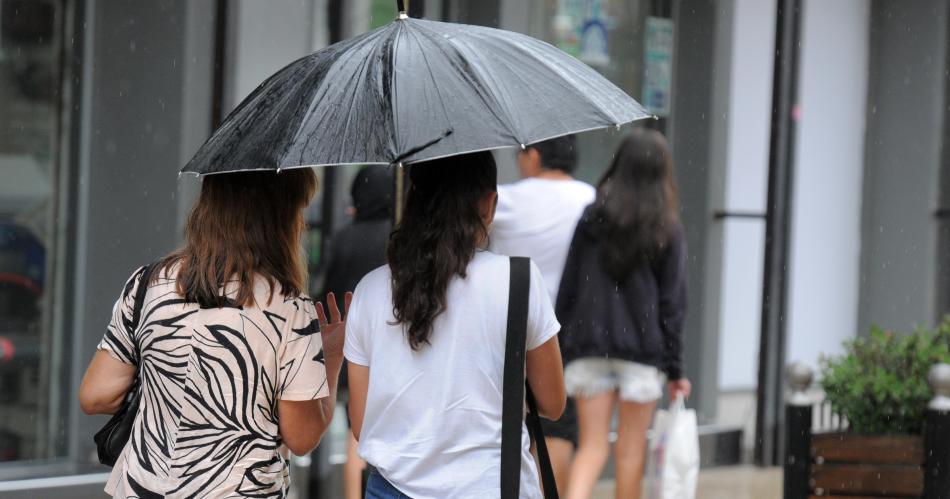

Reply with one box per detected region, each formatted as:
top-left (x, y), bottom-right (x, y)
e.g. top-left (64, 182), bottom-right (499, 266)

top-left (389, 21), bottom-right (403, 160)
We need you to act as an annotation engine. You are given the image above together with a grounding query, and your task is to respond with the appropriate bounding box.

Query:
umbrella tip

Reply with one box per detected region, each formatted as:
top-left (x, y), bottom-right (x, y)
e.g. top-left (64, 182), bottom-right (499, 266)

top-left (398, 12), bottom-right (409, 20)
top-left (520, 143), bottom-right (526, 150)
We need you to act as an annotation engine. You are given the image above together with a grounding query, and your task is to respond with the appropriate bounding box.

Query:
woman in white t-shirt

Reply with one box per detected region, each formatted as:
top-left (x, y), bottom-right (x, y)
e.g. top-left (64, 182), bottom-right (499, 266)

top-left (344, 151), bottom-right (567, 499)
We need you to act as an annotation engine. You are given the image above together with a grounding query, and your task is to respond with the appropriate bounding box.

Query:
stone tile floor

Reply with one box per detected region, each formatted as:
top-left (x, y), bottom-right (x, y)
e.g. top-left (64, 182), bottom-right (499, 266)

top-left (591, 465), bottom-right (782, 499)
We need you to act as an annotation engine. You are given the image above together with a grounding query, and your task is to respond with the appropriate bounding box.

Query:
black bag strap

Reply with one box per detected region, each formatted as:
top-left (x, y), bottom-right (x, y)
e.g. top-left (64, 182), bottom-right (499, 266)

top-left (501, 256), bottom-right (559, 499)
top-left (527, 386), bottom-right (559, 498)
top-left (128, 264), bottom-right (155, 364)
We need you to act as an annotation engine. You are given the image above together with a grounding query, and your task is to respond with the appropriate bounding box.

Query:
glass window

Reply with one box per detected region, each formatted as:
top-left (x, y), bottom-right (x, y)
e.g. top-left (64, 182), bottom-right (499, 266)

top-left (0, 0), bottom-right (68, 464)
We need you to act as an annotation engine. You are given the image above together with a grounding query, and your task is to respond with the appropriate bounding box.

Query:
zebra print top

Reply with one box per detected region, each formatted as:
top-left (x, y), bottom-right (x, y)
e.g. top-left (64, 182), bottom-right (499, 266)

top-left (98, 265), bottom-right (328, 498)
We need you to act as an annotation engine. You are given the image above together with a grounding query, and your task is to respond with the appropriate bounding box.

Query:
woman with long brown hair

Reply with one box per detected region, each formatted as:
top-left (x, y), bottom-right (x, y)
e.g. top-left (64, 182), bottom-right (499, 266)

top-left (557, 129), bottom-right (691, 499)
top-left (79, 170), bottom-right (346, 498)
top-left (344, 152), bottom-right (566, 498)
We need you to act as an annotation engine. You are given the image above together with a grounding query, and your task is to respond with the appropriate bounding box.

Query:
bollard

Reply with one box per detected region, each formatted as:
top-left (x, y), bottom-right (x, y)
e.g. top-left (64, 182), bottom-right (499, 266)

top-left (925, 363), bottom-right (950, 499)
top-left (784, 362), bottom-right (813, 499)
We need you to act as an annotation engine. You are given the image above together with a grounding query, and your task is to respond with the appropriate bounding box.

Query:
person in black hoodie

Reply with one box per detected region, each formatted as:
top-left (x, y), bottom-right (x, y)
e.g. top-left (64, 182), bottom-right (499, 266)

top-left (320, 165), bottom-right (392, 499)
top-left (556, 129), bottom-right (691, 499)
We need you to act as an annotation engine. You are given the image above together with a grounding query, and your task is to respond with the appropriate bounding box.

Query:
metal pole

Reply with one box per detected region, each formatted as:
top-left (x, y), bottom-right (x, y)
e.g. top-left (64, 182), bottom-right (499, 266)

top-left (925, 363), bottom-right (950, 499)
top-left (395, 163), bottom-right (406, 224)
top-left (210, 0), bottom-right (229, 129)
top-left (784, 363), bottom-right (813, 499)
top-left (754, 0), bottom-right (803, 466)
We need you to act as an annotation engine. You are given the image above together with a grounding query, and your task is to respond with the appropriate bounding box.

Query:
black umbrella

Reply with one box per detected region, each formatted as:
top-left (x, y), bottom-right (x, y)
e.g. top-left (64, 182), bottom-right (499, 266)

top-left (181, 4), bottom-right (651, 175)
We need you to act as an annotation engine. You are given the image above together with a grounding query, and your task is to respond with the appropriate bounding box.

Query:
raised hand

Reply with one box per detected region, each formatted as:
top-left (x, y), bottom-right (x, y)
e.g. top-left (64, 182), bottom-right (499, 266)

top-left (316, 291), bottom-right (352, 361)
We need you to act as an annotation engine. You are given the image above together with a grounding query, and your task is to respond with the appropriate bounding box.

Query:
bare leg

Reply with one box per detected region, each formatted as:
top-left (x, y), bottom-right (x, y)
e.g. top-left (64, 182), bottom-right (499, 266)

top-left (566, 391), bottom-right (616, 499)
top-left (614, 400), bottom-right (656, 499)
top-left (343, 431), bottom-right (366, 499)
top-left (545, 436), bottom-right (574, 495)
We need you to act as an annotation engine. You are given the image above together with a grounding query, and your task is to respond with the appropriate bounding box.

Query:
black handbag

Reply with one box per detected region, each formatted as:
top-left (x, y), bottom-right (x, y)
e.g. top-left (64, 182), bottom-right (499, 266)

top-left (93, 263), bottom-right (154, 467)
top-left (501, 256), bottom-right (559, 499)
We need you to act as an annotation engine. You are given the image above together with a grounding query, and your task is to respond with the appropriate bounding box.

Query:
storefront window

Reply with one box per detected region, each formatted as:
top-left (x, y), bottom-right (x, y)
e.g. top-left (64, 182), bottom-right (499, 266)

top-left (0, 0), bottom-right (67, 464)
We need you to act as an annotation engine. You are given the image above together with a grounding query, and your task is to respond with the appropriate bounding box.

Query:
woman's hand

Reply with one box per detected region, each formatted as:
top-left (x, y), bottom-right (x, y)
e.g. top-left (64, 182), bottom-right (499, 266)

top-left (668, 378), bottom-right (692, 401)
top-left (278, 292), bottom-right (352, 456)
top-left (316, 291), bottom-right (352, 364)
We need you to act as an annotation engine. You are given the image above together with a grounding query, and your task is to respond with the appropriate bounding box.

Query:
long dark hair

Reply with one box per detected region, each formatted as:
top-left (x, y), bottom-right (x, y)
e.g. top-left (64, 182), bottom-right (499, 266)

top-left (594, 129), bottom-right (679, 281)
top-left (388, 152), bottom-right (497, 350)
top-left (158, 169), bottom-right (318, 307)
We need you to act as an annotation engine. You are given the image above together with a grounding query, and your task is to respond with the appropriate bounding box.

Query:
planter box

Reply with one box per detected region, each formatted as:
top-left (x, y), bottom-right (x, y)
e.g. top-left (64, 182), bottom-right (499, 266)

top-left (809, 433), bottom-right (924, 497)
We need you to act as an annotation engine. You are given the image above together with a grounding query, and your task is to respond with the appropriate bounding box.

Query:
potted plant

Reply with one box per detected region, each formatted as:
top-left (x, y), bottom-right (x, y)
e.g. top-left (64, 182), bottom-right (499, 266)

top-left (808, 319), bottom-right (950, 497)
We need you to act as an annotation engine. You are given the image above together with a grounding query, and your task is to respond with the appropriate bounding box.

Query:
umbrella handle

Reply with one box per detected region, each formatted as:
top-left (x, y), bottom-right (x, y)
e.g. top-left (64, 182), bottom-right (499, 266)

top-left (396, 0), bottom-right (406, 14)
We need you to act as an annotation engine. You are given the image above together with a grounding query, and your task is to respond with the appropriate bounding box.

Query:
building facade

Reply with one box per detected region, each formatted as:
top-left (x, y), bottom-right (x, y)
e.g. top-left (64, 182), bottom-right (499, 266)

top-left (0, 0), bottom-right (947, 496)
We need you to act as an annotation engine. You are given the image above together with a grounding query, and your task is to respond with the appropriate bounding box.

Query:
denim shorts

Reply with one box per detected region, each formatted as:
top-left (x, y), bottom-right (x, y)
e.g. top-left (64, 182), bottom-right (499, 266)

top-left (564, 358), bottom-right (666, 403)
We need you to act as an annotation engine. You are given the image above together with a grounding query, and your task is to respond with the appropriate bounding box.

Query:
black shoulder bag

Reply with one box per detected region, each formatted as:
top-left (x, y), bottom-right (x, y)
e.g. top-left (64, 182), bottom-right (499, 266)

top-left (501, 256), bottom-right (559, 499)
top-left (93, 263), bottom-right (154, 467)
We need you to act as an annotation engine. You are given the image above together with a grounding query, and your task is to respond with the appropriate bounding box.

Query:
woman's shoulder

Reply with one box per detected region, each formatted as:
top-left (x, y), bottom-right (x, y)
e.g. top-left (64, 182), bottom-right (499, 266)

top-left (471, 250), bottom-right (517, 270)
top-left (123, 260), bottom-right (173, 294)
top-left (351, 264), bottom-right (392, 299)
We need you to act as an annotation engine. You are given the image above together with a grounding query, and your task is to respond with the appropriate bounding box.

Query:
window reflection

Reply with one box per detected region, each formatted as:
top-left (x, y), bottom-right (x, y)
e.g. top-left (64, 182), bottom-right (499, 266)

top-left (0, 0), bottom-right (63, 463)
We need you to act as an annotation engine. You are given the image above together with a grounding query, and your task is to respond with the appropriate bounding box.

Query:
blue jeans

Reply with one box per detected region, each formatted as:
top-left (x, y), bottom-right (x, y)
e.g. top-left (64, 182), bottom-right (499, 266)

top-left (365, 471), bottom-right (412, 499)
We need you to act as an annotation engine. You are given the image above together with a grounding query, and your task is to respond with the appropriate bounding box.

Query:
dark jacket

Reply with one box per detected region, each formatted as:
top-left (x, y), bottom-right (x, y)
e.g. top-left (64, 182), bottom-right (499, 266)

top-left (321, 166), bottom-right (393, 392)
top-left (555, 206), bottom-right (688, 380)
top-left (321, 219), bottom-right (391, 301)
top-left (321, 165), bottom-right (393, 302)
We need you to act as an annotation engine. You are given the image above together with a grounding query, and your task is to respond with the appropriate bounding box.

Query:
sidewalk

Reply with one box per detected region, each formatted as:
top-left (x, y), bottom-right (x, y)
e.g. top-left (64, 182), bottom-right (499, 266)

top-left (591, 465), bottom-right (781, 499)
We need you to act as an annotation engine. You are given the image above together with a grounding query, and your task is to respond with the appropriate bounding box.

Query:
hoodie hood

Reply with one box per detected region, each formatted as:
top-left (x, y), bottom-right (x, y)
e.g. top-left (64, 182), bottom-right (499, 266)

top-left (351, 165), bottom-right (393, 222)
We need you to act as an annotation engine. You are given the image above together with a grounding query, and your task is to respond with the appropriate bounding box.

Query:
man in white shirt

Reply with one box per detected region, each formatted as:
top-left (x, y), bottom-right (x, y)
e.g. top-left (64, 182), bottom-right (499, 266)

top-left (489, 134), bottom-right (595, 494)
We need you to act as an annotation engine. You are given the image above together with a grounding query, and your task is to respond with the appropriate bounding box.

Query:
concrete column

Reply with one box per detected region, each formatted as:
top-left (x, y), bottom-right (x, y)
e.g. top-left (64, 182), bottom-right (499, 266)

top-left (859, 0), bottom-right (947, 334)
top-left (670, 0), bottom-right (724, 421)
top-left (68, 0), bottom-right (214, 465)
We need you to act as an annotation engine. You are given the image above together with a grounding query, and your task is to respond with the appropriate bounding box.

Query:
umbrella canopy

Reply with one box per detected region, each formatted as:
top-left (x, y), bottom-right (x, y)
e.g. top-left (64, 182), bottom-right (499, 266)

top-left (182, 14), bottom-right (651, 175)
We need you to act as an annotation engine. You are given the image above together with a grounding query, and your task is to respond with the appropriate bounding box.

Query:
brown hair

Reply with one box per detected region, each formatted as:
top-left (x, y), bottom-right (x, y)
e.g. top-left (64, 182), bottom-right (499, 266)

top-left (157, 169), bottom-right (318, 307)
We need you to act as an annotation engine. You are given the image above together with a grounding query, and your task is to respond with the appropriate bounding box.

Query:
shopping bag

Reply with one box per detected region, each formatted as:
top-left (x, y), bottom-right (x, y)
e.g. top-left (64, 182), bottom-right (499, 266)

top-left (646, 394), bottom-right (699, 499)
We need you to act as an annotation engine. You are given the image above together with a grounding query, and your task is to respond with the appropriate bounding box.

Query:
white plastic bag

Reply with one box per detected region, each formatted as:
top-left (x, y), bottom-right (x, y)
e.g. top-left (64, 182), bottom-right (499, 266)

top-left (646, 394), bottom-right (699, 499)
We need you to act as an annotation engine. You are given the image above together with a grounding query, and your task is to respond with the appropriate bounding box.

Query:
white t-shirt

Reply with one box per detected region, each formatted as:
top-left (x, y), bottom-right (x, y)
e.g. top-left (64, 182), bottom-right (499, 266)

top-left (344, 251), bottom-right (560, 499)
top-left (489, 177), bottom-right (596, 303)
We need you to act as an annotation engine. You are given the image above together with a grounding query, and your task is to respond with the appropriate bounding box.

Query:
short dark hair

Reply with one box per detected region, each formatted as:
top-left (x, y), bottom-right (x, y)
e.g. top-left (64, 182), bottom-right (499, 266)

top-left (528, 135), bottom-right (577, 173)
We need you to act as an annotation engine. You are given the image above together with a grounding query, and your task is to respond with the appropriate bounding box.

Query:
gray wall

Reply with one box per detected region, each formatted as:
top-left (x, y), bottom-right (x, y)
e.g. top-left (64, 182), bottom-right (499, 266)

top-left (67, 0), bottom-right (214, 469)
top-left (938, 31), bottom-right (950, 321)
top-left (671, 0), bottom-right (719, 421)
top-left (859, 0), bottom-right (947, 334)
